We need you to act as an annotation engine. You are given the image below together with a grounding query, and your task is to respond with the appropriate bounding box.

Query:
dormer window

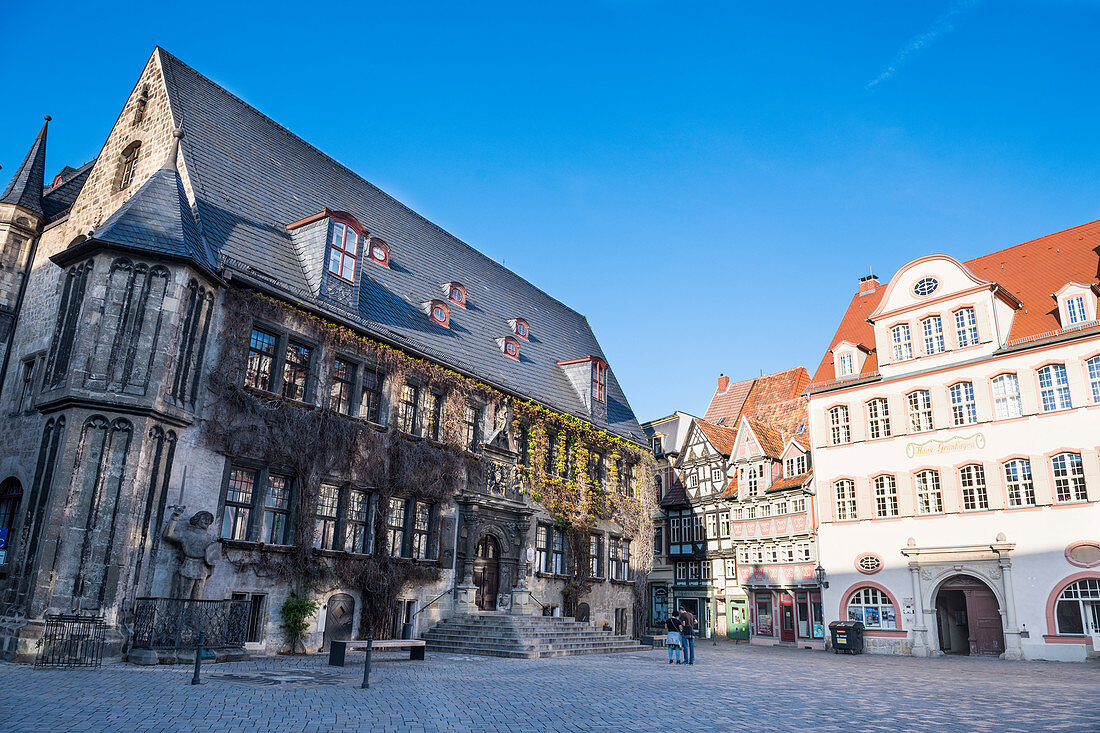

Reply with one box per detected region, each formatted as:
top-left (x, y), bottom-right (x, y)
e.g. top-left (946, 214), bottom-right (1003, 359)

top-left (591, 359), bottom-right (607, 403)
top-left (367, 237), bottom-right (390, 267)
top-left (501, 336), bottom-right (520, 360)
top-left (328, 221), bottom-right (359, 282)
top-left (445, 282), bottom-right (466, 307)
top-left (1067, 296), bottom-right (1087, 324)
top-left (512, 318), bottom-right (530, 340)
top-left (837, 352), bottom-right (854, 377)
top-left (1053, 283), bottom-right (1097, 327)
top-left (425, 299), bottom-right (450, 327)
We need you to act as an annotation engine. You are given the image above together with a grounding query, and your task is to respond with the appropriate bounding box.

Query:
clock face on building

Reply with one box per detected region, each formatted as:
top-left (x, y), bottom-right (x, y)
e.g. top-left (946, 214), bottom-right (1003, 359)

top-left (913, 277), bottom-right (939, 296)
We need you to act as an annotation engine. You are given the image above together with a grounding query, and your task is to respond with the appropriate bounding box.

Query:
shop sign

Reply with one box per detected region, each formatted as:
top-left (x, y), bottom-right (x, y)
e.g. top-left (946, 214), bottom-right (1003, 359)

top-left (906, 433), bottom-right (985, 459)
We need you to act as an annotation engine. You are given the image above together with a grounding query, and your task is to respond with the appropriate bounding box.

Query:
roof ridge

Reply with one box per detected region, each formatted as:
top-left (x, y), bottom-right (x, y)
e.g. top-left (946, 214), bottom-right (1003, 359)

top-left (965, 217), bottom-right (1100, 268)
top-left (155, 47), bottom-right (594, 324)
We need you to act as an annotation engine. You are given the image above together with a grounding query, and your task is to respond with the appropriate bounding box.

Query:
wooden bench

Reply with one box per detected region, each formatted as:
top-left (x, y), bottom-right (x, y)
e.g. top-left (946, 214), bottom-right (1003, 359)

top-left (327, 638), bottom-right (426, 666)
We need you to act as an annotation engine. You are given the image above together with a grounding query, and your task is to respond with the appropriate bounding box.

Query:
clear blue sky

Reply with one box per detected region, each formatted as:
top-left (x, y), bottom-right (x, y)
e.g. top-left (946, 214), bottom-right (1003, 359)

top-left (3, 1), bottom-right (1099, 422)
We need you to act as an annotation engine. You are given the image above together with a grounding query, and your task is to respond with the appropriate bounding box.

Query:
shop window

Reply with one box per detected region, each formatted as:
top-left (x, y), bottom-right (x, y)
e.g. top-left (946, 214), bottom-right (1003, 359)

top-left (1055, 578), bottom-right (1100, 635)
top-left (796, 591), bottom-right (824, 639)
top-left (846, 587), bottom-right (897, 629)
top-left (754, 594), bottom-right (773, 636)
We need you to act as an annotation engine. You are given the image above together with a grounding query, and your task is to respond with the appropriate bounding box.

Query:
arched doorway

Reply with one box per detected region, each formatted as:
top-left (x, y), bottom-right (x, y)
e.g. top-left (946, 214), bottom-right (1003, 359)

top-left (473, 535), bottom-right (500, 611)
top-left (935, 575), bottom-right (1004, 656)
top-left (323, 593), bottom-right (354, 651)
top-left (0, 478), bottom-right (22, 567)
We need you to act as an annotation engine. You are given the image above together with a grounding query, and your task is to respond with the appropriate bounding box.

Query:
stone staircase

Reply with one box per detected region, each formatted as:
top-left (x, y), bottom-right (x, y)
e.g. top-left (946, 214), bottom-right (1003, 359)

top-left (422, 613), bottom-right (649, 658)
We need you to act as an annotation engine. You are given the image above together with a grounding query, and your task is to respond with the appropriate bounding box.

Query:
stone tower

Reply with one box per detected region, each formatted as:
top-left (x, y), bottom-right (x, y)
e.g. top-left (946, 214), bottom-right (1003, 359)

top-left (0, 118), bottom-right (48, 385)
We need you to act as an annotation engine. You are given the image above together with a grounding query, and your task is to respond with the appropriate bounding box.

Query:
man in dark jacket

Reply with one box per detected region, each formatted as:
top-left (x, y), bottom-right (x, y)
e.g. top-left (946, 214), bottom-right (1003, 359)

top-left (678, 605), bottom-right (697, 664)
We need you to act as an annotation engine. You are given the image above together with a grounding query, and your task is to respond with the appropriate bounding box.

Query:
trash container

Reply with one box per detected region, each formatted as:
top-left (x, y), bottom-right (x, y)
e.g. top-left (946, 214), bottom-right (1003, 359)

top-left (828, 620), bottom-right (865, 654)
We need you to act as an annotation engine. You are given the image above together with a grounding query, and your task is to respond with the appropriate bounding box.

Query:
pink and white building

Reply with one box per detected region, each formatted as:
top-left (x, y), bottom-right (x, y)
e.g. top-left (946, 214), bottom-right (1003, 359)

top-left (808, 219), bottom-right (1100, 662)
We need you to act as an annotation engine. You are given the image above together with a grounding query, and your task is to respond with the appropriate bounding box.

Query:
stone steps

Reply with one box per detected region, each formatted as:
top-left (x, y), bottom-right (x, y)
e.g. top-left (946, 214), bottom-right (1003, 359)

top-left (422, 614), bottom-right (649, 659)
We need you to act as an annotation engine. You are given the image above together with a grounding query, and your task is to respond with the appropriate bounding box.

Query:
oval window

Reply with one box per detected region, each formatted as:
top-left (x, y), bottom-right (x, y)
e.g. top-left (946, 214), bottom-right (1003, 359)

top-left (855, 554), bottom-right (882, 574)
top-left (372, 246), bottom-right (387, 262)
top-left (450, 288), bottom-right (463, 302)
top-left (506, 342), bottom-right (517, 355)
top-left (517, 322), bottom-right (527, 337)
top-left (1066, 542), bottom-right (1100, 568)
top-left (432, 307), bottom-right (446, 323)
top-left (913, 277), bottom-right (939, 297)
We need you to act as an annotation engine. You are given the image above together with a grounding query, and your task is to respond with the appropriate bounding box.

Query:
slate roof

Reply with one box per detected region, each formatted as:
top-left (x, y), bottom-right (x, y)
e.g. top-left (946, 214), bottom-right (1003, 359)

top-left (42, 160), bottom-right (94, 222)
top-left (659, 478), bottom-right (687, 508)
top-left (141, 49), bottom-right (643, 443)
top-left (810, 218), bottom-right (1100, 388)
top-left (0, 119), bottom-right (48, 216)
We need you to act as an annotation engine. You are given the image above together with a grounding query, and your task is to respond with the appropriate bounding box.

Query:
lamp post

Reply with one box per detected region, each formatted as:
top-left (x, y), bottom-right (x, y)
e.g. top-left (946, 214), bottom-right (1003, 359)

top-left (815, 564), bottom-right (829, 589)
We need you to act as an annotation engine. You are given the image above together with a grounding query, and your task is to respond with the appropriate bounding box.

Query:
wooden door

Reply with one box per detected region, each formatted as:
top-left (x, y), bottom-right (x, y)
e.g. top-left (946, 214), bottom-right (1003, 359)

top-left (323, 593), bottom-right (354, 650)
top-left (473, 535), bottom-right (499, 611)
top-left (779, 594), bottom-right (795, 642)
top-left (965, 587), bottom-right (1004, 656)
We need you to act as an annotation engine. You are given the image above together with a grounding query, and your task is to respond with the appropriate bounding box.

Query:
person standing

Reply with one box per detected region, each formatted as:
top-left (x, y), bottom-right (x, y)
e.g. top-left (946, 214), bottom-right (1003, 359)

top-left (678, 604), bottom-right (697, 665)
top-left (664, 613), bottom-right (682, 664)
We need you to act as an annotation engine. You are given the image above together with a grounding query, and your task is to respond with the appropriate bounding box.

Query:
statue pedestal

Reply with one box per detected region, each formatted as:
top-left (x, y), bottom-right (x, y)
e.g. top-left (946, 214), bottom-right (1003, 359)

top-left (510, 588), bottom-right (533, 615)
top-left (453, 585), bottom-right (479, 615)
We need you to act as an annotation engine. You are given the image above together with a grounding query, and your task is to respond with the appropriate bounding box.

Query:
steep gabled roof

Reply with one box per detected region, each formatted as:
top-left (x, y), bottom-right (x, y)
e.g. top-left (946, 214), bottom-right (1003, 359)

top-left (703, 376), bottom-right (754, 425)
top-left (810, 219), bottom-right (1100, 388)
top-left (741, 367), bottom-right (810, 415)
top-left (767, 471), bottom-right (812, 493)
top-left (41, 160), bottom-right (95, 222)
top-left (144, 48), bottom-right (643, 443)
top-left (694, 419), bottom-right (738, 456)
top-left (0, 118), bottom-right (48, 216)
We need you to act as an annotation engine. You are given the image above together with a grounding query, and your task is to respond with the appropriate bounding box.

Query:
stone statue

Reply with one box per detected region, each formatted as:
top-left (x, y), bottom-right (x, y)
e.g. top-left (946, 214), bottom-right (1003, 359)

top-left (163, 507), bottom-right (218, 599)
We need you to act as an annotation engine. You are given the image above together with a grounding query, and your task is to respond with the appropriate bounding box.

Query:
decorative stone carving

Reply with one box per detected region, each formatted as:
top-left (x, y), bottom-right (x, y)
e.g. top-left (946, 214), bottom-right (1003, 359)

top-left (162, 507), bottom-right (218, 599)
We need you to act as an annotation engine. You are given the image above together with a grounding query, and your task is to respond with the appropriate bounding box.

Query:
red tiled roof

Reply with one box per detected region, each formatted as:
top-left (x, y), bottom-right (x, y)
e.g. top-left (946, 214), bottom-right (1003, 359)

top-left (703, 377), bottom-right (755, 426)
top-left (695, 419), bottom-right (739, 456)
top-left (810, 219), bottom-right (1100, 388)
top-left (767, 471), bottom-right (812, 493)
top-left (720, 475), bottom-right (738, 499)
top-left (741, 367), bottom-right (810, 416)
top-left (744, 419), bottom-right (785, 458)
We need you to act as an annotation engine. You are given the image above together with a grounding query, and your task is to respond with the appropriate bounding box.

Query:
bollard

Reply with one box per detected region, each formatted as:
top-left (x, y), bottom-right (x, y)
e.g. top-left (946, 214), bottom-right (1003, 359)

top-left (361, 628), bottom-right (374, 689)
top-left (191, 637), bottom-right (203, 685)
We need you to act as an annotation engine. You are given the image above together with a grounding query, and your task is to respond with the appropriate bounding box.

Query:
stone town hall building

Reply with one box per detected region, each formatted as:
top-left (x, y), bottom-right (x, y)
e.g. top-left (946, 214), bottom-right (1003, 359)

top-left (0, 49), bottom-right (652, 659)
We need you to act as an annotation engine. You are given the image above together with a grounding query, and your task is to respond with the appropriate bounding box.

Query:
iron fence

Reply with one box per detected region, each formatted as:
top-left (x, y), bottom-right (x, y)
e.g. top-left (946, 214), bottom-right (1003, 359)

top-left (131, 597), bottom-right (249, 650)
top-left (34, 613), bottom-right (107, 668)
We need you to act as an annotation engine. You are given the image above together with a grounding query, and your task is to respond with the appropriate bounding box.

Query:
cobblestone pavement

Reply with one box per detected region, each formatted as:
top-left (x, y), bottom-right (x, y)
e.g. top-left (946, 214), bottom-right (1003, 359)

top-left (1, 641), bottom-right (1097, 732)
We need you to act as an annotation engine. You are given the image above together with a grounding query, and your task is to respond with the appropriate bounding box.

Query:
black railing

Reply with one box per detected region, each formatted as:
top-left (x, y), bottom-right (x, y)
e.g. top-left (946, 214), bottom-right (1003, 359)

top-left (35, 613), bottom-right (107, 668)
top-left (131, 597), bottom-right (249, 650)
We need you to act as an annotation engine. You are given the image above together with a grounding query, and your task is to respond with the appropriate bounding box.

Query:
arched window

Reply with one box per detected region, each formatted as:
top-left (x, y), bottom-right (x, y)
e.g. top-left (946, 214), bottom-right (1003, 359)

top-left (828, 406), bottom-right (850, 445)
top-left (445, 282), bottom-right (466, 307)
top-left (1054, 578), bottom-right (1100, 635)
top-left (1038, 364), bottom-right (1072, 412)
top-left (502, 336), bottom-right (520, 360)
top-left (426, 300), bottom-right (449, 327)
top-left (0, 477), bottom-right (23, 542)
top-left (328, 221), bottom-right (359, 282)
top-left (834, 479), bottom-right (856, 520)
top-left (847, 587), bottom-right (897, 629)
top-left (119, 142), bottom-right (141, 190)
top-left (366, 237), bottom-right (390, 266)
top-left (512, 318), bottom-right (530, 340)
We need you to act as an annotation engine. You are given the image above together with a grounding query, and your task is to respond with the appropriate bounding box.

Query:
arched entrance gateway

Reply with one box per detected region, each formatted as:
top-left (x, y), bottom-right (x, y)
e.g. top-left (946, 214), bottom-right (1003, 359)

top-left (472, 535), bottom-right (500, 611)
top-left (934, 575), bottom-right (1004, 656)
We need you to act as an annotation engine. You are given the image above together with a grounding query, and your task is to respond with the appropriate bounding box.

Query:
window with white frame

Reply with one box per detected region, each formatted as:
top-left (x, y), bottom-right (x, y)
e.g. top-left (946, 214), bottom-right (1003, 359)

top-left (1066, 295), bottom-right (1088, 325)
top-left (1003, 459), bottom-right (1036, 507)
top-left (847, 587), bottom-right (897, 629)
top-left (719, 511), bottom-right (730, 537)
top-left (797, 541), bottom-right (811, 561)
top-left (873, 475), bottom-right (898, 518)
top-left (733, 506), bottom-right (743, 520)
top-left (706, 513), bottom-right (717, 540)
top-left (891, 324), bottom-right (913, 362)
top-left (712, 467), bottom-right (723, 483)
top-left (737, 547), bottom-right (749, 564)
top-left (907, 390), bottom-right (933, 432)
top-left (747, 465), bottom-right (760, 496)
top-left (922, 315), bottom-right (945, 355)
top-left (955, 307), bottom-right (979, 347)
top-left (688, 560), bottom-right (700, 580)
top-left (669, 516), bottom-right (682, 543)
top-left (766, 546), bottom-right (778, 563)
top-left (785, 453), bottom-right (807, 477)
top-left (835, 479), bottom-right (856, 520)
top-left (725, 558), bottom-right (736, 579)
top-left (949, 382), bottom-right (977, 425)
top-left (759, 503), bottom-right (772, 517)
top-left (1089, 356), bottom-right (1100, 403)
top-left (828, 406), bottom-right (850, 445)
top-left (675, 561), bottom-right (688, 581)
top-left (747, 505), bottom-right (756, 519)
top-left (867, 398), bottom-right (891, 439)
top-left (992, 373), bottom-right (1023, 419)
top-left (792, 497), bottom-right (806, 513)
top-left (782, 545), bottom-right (795, 563)
top-left (1052, 452), bottom-right (1087, 502)
top-left (1038, 364), bottom-right (1072, 412)
top-left (915, 470), bottom-right (943, 514)
top-left (1054, 578), bottom-right (1100, 635)
top-left (688, 473), bottom-right (699, 489)
top-left (959, 464), bottom-right (989, 511)
top-left (776, 500), bottom-right (787, 515)
top-left (837, 352), bottom-right (854, 377)
top-left (328, 221), bottom-right (358, 282)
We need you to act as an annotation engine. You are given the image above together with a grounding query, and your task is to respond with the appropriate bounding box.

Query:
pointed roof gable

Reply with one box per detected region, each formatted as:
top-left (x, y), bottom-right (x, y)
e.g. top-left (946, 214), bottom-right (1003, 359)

top-left (693, 418), bottom-right (738, 457)
top-left (0, 117), bottom-right (48, 216)
top-left (41, 160), bottom-right (95, 222)
top-left (703, 375), bottom-right (755, 425)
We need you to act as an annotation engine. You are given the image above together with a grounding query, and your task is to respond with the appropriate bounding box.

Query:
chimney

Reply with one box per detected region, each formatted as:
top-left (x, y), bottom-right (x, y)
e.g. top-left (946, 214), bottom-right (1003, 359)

top-left (858, 274), bottom-right (879, 294)
top-left (717, 374), bottom-right (730, 393)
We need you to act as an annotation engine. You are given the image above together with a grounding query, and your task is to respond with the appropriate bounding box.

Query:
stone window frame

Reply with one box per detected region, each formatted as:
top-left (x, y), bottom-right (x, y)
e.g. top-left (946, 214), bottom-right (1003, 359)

top-left (921, 314), bottom-right (945, 355)
top-left (907, 389), bottom-right (934, 433)
top-left (11, 352), bottom-right (43, 416)
top-left (588, 532), bottom-right (604, 579)
top-left (991, 373), bottom-right (1023, 420)
top-left (958, 464), bottom-right (989, 511)
top-left (217, 459), bottom-right (297, 545)
top-left (535, 523), bottom-right (567, 576)
top-left (116, 140), bottom-right (142, 192)
top-left (866, 397), bottom-right (891, 440)
top-left (397, 381), bottom-right (422, 436)
top-left (280, 338), bottom-right (317, 403)
top-left (1003, 458), bottom-right (1036, 508)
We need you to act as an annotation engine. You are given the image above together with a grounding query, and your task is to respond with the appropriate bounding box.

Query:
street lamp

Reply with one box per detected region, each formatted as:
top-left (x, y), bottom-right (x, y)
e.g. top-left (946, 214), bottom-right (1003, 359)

top-left (815, 564), bottom-right (829, 589)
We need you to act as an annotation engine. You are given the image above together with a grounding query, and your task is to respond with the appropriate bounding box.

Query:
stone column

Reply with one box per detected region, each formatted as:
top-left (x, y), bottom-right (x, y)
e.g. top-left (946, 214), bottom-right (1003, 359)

top-left (908, 563), bottom-right (931, 657)
top-left (510, 520), bottom-right (533, 615)
top-left (999, 557), bottom-right (1024, 660)
top-left (453, 513), bottom-right (479, 615)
